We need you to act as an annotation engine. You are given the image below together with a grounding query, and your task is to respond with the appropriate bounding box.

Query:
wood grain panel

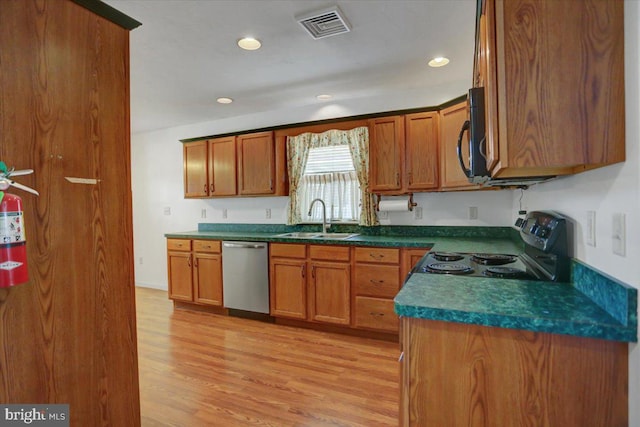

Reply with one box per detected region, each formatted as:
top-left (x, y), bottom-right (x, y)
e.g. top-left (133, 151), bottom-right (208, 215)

top-left (167, 238), bottom-right (191, 251)
top-left (405, 112), bottom-right (439, 190)
top-left (354, 247), bottom-right (400, 264)
top-left (193, 253), bottom-right (223, 306)
top-left (270, 242), bottom-right (306, 258)
top-left (183, 140), bottom-right (208, 197)
top-left (309, 244), bottom-right (350, 261)
top-left (0, 1), bottom-right (140, 425)
top-left (269, 258), bottom-right (307, 319)
top-left (309, 261), bottom-right (351, 325)
top-left (208, 136), bottom-right (237, 196)
top-left (368, 116), bottom-right (404, 192)
top-left (354, 297), bottom-right (398, 332)
top-left (439, 100), bottom-right (479, 189)
top-left (353, 264), bottom-right (400, 298)
top-left (237, 131), bottom-right (275, 195)
top-left (401, 317), bottom-right (627, 426)
top-left (192, 239), bottom-right (221, 253)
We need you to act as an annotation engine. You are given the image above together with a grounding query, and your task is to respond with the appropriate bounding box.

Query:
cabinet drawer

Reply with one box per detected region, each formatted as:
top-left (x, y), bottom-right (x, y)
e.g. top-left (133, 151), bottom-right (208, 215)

top-left (309, 245), bottom-right (350, 262)
top-left (354, 264), bottom-right (400, 298)
top-left (193, 240), bottom-right (221, 253)
top-left (167, 239), bottom-right (191, 251)
top-left (270, 243), bottom-right (306, 259)
top-left (354, 297), bottom-right (398, 332)
top-left (354, 247), bottom-right (400, 264)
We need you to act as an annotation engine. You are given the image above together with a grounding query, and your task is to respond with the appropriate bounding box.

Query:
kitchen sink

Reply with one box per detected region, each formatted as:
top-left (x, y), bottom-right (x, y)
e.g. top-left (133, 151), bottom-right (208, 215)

top-left (276, 232), bottom-right (359, 240)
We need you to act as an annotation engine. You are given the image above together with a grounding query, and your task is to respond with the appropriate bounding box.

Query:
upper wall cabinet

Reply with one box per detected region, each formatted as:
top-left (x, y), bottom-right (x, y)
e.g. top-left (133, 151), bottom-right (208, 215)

top-left (183, 130), bottom-right (287, 198)
top-left (368, 112), bottom-right (439, 194)
top-left (477, 0), bottom-right (625, 179)
top-left (183, 137), bottom-right (236, 197)
top-left (237, 131), bottom-right (275, 195)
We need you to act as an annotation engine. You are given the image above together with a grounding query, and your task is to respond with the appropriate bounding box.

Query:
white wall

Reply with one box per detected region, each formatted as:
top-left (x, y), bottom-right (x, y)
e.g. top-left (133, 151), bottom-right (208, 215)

top-left (130, 2), bottom-right (639, 423)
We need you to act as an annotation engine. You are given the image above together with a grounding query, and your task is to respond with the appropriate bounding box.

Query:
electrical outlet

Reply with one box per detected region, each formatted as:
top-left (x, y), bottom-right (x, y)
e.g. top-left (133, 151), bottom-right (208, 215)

top-left (139, 257), bottom-right (143, 265)
top-left (222, 208), bottom-right (228, 219)
top-left (201, 208), bottom-right (207, 219)
top-left (469, 206), bottom-right (478, 220)
top-left (586, 210), bottom-right (596, 247)
top-left (378, 210), bottom-right (389, 220)
top-left (612, 213), bottom-right (625, 256)
top-left (163, 206), bottom-right (171, 216)
top-left (266, 208), bottom-right (271, 219)
top-left (414, 207), bottom-right (423, 220)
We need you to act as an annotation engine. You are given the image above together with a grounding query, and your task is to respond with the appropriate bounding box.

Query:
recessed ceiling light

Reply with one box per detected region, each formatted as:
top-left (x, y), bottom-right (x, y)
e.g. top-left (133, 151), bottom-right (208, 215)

top-left (428, 57), bottom-right (450, 67)
top-left (237, 37), bottom-right (261, 51)
top-left (316, 94), bottom-right (333, 100)
top-left (216, 97), bottom-right (233, 104)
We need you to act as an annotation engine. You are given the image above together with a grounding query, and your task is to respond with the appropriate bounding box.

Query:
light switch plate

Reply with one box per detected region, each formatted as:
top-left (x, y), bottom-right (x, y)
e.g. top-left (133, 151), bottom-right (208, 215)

top-left (612, 213), bottom-right (625, 256)
top-left (414, 207), bottom-right (423, 220)
top-left (378, 210), bottom-right (389, 220)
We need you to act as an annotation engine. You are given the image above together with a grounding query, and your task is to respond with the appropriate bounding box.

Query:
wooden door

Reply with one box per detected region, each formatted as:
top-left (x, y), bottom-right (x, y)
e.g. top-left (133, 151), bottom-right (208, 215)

top-left (439, 101), bottom-right (477, 189)
top-left (269, 258), bottom-right (307, 319)
top-left (309, 261), bottom-right (350, 325)
top-left (208, 136), bottom-right (237, 196)
top-left (405, 112), bottom-right (439, 190)
top-left (193, 253), bottom-right (223, 306)
top-left (167, 251), bottom-right (193, 301)
top-left (237, 131), bottom-right (275, 195)
top-left (368, 116), bottom-right (404, 192)
top-left (0, 1), bottom-right (140, 424)
top-left (184, 140), bottom-right (209, 197)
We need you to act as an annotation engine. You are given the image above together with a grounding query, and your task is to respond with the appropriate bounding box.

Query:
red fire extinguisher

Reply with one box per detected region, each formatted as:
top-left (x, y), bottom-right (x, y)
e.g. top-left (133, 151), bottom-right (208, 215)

top-left (0, 192), bottom-right (28, 287)
top-left (0, 161), bottom-right (39, 288)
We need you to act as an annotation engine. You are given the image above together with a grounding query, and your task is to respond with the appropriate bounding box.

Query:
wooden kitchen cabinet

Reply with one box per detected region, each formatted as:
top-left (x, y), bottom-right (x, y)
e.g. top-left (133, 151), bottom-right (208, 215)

top-left (269, 243), bottom-right (351, 326)
top-left (270, 243), bottom-right (307, 319)
top-left (352, 247), bottom-right (401, 332)
top-left (476, 0), bottom-right (625, 179)
top-left (183, 140), bottom-right (209, 197)
top-left (400, 317), bottom-right (628, 426)
top-left (368, 113), bottom-right (439, 194)
top-left (309, 245), bottom-right (351, 325)
top-left (183, 130), bottom-right (287, 198)
top-left (166, 239), bottom-right (223, 306)
top-left (237, 131), bottom-right (275, 195)
top-left (405, 112), bottom-right (439, 191)
top-left (369, 116), bottom-right (405, 192)
top-left (208, 136), bottom-right (237, 196)
top-left (439, 100), bottom-right (480, 190)
top-left (183, 137), bottom-right (236, 198)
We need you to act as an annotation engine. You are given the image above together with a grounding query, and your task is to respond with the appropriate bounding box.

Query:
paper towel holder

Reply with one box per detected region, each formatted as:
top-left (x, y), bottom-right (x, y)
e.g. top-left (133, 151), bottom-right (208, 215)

top-left (375, 193), bottom-right (418, 211)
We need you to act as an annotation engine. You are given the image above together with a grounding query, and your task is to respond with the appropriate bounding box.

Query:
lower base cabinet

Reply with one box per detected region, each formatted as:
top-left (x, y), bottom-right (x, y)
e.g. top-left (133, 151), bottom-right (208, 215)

top-left (167, 239), bottom-right (223, 306)
top-left (400, 317), bottom-right (628, 427)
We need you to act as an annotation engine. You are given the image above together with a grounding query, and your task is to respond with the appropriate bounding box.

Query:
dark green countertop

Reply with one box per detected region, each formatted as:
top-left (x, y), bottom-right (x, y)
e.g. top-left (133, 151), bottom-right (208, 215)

top-left (165, 224), bottom-right (637, 343)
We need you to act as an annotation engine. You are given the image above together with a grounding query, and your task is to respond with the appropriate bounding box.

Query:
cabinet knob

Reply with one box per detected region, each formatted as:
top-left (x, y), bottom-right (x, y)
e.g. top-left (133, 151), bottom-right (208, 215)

top-left (370, 279), bottom-right (385, 284)
top-left (210, 184), bottom-right (214, 193)
top-left (301, 264), bottom-right (306, 279)
top-left (203, 183), bottom-right (207, 193)
top-left (187, 255), bottom-right (192, 267)
top-left (370, 253), bottom-right (385, 260)
top-left (369, 312), bottom-right (385, 317)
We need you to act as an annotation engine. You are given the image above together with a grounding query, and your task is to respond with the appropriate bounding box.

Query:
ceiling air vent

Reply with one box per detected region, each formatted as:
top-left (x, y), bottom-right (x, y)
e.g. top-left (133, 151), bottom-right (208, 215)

top-left (296, 6), bottom-right (351, 40)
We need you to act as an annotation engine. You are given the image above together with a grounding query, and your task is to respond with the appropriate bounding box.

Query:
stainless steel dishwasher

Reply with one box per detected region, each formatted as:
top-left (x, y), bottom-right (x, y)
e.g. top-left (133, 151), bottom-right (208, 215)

top-left (222, 241), bottom-right (270, 314)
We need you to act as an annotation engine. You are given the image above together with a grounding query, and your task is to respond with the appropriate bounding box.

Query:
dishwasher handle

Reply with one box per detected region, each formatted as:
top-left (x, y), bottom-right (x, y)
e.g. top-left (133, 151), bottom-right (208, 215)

top-left (223, 242), bottom-right (266, 249)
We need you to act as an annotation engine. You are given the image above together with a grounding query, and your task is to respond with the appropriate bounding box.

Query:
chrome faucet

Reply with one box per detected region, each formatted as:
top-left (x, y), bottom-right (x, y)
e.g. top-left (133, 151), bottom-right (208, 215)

top-left (308, 198), bottom-right (330, 234)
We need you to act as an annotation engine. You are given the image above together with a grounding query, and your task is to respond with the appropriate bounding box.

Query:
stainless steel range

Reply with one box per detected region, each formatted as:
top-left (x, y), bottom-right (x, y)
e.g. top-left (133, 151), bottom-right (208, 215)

top-left (413, 211), bottom-right (570, 282)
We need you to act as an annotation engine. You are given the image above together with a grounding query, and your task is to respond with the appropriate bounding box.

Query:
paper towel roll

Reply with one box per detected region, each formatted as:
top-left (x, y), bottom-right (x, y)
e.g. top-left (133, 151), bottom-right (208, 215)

top-left (378, 200), bottom-right (410, 212)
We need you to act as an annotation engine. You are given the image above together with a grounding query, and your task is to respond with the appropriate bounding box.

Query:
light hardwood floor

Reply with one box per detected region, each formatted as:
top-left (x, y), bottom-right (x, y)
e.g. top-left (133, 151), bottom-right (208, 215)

top-left (136, 287), bottom-right (400, 426)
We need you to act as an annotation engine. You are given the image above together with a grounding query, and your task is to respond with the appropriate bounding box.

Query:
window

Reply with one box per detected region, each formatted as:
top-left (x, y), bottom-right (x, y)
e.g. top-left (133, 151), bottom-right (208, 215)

top-left (300, 145), bottom-right (360, 223)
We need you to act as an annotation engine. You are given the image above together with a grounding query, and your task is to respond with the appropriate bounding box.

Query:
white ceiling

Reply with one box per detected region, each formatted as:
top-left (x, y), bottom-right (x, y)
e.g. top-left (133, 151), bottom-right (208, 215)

top-left (104, 0), bottom-right (477, 134)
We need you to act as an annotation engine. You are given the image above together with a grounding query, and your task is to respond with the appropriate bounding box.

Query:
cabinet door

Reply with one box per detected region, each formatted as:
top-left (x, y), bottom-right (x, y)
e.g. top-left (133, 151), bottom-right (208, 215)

top-left (400, 248), bottom-right (430, 283)
top-left (405, 112), bottom-right (439, 190)
top-left (439, 101), bottom-right (477, 190)
top-left (309, 261), bottom-right (350, 325)
top-left (183, 140), bottom-right (209, 198)
top-left (368, 116), bottom-right (404, 192)
top-left (270, 258), bottom-right (307, 319)
top-left (167, 251), bottom-right (193, 301)
top-left (193, 253), bottom-right (223, 306)
top-left (208, 137), bottom-right (237, 196)
top-left (237, 131), bottom-right (275, 195)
